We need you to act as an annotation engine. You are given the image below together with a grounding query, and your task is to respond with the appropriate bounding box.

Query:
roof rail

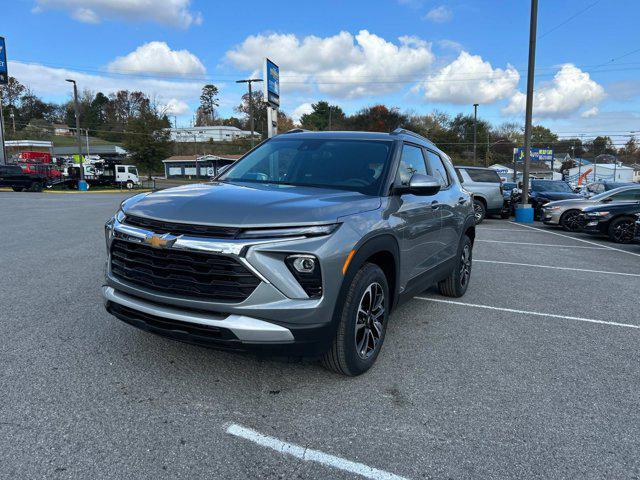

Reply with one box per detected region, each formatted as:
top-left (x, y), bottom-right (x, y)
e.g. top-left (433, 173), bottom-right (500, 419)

top-left (391, 128), bottom-right (436, 146)
top-left (282, 128), bottom-right (309, 134)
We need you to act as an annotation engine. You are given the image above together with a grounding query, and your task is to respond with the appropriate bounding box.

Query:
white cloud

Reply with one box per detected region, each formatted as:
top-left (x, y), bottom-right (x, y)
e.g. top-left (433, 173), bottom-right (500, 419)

top-left (9, 60), bottom-right (202, 104)
top-left (291, 103), bottom-right (314, 123)
top-left (225, 30), bottom-right (435, 99)
top-left (437, 39), bottom-right (463, 52)
top-left (419, 51), bottom-right (519, 104)
top-left (33, 0), bottom-right (202, 28)
top-left (424, 5), bottom-right (453, 23)
top-left (107, 42), bottom-right (205, 77)
top-left (581, 106), bottom-right (599, 118)
top-left (161, 98), bottom-right (190, 116)
top-left (504, 64), bottom-right (605, 118)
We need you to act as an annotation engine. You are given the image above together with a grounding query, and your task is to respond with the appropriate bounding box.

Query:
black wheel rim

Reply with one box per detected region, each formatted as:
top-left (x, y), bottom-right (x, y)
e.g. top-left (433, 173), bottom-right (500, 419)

top-left (473, 203), bottom-right (483, 222)
top-left (613, 221), bottom-right (634, 243)
top-left (563, 211), bottom-right (584, 231)
top-left (460, 244), bottom-right (472, 288)
top-left (355, 282), bottom-right (385, 360)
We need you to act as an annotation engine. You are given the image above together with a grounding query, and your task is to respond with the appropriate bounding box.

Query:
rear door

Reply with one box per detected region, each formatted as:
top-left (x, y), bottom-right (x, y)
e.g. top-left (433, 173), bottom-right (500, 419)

top-left (392, 143), bottom-right (444, 282)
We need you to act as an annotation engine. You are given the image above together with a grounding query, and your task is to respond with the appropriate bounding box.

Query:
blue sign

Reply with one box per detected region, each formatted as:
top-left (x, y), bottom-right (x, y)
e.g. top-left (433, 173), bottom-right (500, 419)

top-left (515, 147), bottom-right (554, 162)
top-left (0, 37), bottom-right (7, 85)
top-left (264, 58), bottom-right (280, 107)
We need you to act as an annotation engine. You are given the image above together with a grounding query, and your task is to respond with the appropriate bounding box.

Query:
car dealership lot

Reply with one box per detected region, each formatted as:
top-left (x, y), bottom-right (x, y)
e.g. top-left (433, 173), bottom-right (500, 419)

top-left (1, 192), bottom-right (639, 479)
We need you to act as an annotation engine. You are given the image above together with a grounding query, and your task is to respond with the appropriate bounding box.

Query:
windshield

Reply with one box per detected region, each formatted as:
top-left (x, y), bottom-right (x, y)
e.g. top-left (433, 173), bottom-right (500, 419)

top-left (220, 138), bottom-right (393, 195)
top-left (531, 180), bottom-right (573, 193)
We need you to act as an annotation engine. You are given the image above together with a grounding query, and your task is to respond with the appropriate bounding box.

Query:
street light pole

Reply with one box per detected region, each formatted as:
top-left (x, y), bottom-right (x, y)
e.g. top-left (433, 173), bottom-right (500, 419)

top-left (473, 103), bottom-right (479, 165)
top-left (519, 0), bottom-right (538, 220)
top-left (236, 78), bottom-right (263, 148)
top-left (66, 78), bottom-right (86, 190)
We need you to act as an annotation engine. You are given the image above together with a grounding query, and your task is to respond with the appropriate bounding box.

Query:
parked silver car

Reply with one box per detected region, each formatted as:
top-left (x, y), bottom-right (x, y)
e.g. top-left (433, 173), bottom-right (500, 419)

top-left (542, 185), bottom-right (640, 231)
top-left (455, 166), bottom-right (505, 224)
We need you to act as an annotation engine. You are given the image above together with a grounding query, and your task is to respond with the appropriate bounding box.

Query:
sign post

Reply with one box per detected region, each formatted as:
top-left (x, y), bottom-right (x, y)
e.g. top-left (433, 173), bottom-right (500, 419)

top-left (0, 36), bottom-right (8, 165)
top-left (263, 58), bottom-right (280, 138)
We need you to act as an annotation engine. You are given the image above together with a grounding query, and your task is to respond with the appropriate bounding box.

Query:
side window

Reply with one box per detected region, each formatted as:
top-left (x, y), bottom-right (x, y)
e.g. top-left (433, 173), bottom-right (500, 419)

top-left (425, 151), bottom-right (450, 187)
top-left (117, 166), bottom-right (125, 173)
top-left (396, 144), bottom-right (427, 186)
top-left (610, 190), bottom-right (640, 201)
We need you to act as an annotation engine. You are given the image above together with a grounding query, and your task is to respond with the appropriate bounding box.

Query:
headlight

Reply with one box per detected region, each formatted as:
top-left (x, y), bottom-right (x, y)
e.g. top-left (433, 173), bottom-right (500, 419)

top-left (238, 224), bottom-right (340, 239)
top-left (546, 205), bottom-right (562, 210)
top-left (115, 209), bottom-right (126, 223)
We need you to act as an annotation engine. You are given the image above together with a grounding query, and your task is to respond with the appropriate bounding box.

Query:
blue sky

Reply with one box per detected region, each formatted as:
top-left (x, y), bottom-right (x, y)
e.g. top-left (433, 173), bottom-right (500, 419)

top-left (4, 0), bottom-right (640, 144)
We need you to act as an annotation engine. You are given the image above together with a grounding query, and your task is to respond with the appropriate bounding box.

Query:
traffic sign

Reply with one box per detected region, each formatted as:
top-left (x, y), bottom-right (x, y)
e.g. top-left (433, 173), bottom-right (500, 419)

top-left (0, 36), bottom-right (8, 85)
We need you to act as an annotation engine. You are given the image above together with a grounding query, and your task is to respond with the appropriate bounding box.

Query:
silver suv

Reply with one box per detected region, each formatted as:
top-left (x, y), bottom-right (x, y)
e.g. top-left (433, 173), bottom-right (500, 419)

top-left (455, 166), bottom-right (505, 223)
top-left (103, 129), bottom-right (475, 376)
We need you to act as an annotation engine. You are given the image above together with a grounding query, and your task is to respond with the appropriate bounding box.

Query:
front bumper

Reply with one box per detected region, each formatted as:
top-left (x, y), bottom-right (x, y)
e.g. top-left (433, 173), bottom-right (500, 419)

top-left (583, 217), bottom-right (607, 235)
top-left (542, 208), bottom-right (562, 225)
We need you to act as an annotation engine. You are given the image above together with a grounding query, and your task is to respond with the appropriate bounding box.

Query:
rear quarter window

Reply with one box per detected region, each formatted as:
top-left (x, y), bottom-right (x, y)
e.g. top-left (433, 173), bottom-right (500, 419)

top-left (463, 169), bottom-right (501, 183)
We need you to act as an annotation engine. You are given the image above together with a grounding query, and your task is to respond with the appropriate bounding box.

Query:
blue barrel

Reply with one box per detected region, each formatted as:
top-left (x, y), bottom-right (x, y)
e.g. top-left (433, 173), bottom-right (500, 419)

top-left (514, 205), bottom-right (534, 223)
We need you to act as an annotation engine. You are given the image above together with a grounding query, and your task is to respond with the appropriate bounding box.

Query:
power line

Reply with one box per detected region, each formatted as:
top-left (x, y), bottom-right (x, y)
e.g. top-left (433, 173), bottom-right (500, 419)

top-left (538, 0), bottom-right (602, 40)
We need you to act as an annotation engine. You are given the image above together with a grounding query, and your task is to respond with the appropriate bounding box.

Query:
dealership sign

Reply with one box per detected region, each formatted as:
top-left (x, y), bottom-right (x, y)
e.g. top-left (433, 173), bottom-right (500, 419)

top-left (514, 147), bottom-right (554, 162)
top-left (264, 58), bottom-right (280, 108)
top-left (0, 37), bottom-right (7, 85)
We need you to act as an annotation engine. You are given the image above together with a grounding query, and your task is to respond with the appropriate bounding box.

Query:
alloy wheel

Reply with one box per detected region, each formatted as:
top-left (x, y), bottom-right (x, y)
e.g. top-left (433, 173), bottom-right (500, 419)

top-left (612, 221), bottom-right (634, 243)
top-left (473, 203), bottom-right (484, 223)
top-left (563, 211), bottom-right (585, 231)
top-left (355, 282), bottom-right (385, 359)
top-left (460, 244), bottom-right (472, 288)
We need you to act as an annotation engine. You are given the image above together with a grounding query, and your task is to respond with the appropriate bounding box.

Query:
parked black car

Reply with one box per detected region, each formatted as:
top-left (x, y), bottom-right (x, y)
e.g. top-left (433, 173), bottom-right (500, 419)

top-left (528, 180), bottom-right (583, 219)
top-left (0, 164), bottom-right (49, 192)
top-left (582, 201), bottom-right (640, 243)
top-left (635, 214), bottom-right (640, 243)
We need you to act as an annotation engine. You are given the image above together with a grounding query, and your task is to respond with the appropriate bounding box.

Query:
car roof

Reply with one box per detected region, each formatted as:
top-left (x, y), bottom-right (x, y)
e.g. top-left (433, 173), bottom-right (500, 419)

top-left (454, 166), bottom-right (495, 170)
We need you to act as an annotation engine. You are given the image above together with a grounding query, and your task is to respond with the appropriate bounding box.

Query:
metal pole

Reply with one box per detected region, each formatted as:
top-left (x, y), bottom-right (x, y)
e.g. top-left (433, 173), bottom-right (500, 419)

top-left (328, 106), bottom-right (332, 131)
top-left (193, 133), bottom-right (199, 179)
top-left (473, 104), bottom-right (478, 165)
top-left (85, 129), bottom-right (90, 157)
top-left (520, 0), bottom-right (538, 207)
top-left (0, 93), bottom-right (7, 165)
top-left (236, 79), bottom-right (263, 148)
top-left (67, 79), bottom-right (84, 183)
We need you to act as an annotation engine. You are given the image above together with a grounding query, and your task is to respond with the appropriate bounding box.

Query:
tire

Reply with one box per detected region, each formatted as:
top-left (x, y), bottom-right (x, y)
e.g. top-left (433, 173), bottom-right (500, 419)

top-left (11, 187), bottom-right (24, 192)
top-left (29, 181), bottom-right (43, 192)
top-left (322, 263), bottom-right (389, 376)
top-left (126, 180), bottom-right (134, 190)
top-left (500, 210), bottom-right (510, 219)
top-left (560, 210), bottom-right (584, 232)
top-left (438, 235), bottom-right (473, 298)
top-left (608, 217), bottom-right (636, 244)
top-left (472, 199), bottom-right (486, 224)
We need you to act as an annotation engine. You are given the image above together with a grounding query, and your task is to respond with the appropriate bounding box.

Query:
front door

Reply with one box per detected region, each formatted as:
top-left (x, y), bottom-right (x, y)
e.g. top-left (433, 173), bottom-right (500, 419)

top-left (392, 143), bottom-right (443, 282)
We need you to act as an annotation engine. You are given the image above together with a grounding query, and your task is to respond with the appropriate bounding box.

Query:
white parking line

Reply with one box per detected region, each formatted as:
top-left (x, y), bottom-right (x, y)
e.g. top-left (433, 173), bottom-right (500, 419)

top-left (416, 297), bottom-right (640, 330)
top-left (477, 239), bottom-right (606, 250)
top-left (509, 222), bottom-right (640, 259)
top-left (225, 423), bottom-right (409, 480)
top-left (477, 227), bottom-right (548, 233)
top-left (475, 259), bottom-right (640, 278)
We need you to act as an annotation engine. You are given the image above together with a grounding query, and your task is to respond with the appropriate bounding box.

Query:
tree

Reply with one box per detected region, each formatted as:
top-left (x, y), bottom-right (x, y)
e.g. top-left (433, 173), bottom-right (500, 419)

top-left (588, 136), bottom-right (616, 156)
top-left (346, 105), bottom-right (407, 132)
top-left (277, 110), bottom-right (295, 132)
top-left (530, 125), bottom-right (558, 146)
top-left (196, 84), bottom-right (219, 126)
top-left (123, 106), bottom-right (172, 174)
top-left (235, 91), bottom-right (268, 136)
top-left (300, 101), bottom-right (345, 131)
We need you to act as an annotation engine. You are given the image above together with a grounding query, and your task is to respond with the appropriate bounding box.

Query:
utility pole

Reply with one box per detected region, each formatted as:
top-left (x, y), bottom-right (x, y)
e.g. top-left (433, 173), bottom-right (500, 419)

top-left (193, 133), bottom-right (199, 179)
top-left (473, 104), bottom-right (479, 165)
top-left (236, 78), bottom-right (263, 148)
top-left (518, 0), bottom-right (538, 221)
top-left (85, 129), bottom-right (90, 157)
top-left (66, 79), bottom-right (87, 190)
top-left (0, 92), bottom-right (6, 165)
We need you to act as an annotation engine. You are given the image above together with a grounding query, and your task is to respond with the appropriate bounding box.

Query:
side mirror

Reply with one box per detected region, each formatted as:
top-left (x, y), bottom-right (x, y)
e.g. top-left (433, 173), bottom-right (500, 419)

top-left (395, 173), bottom-right (441, 196)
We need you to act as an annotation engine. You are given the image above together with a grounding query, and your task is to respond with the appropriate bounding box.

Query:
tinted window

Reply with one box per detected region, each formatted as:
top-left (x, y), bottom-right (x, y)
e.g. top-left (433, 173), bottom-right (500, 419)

top-left (610, 190), bottom-right (640, 201)
top-left (396, 144), bottom-right (427, 186)
top-left (463, 168), bottom-right (501, 183)
top-left (531, 180), bottom-right (573, 193)
top-left (222, 138), bottom-right (392, 195)
top-left (425, 151), bottom-right (450, 187)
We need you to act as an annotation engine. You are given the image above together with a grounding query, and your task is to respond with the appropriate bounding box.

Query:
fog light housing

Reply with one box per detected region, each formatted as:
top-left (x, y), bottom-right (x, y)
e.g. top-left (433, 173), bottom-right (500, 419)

top-left (285, 254), bottom-right (322, 298)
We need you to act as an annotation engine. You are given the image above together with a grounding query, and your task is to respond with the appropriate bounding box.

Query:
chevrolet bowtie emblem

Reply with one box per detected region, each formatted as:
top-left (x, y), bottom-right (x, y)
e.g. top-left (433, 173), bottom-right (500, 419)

top-left (144, 233), bottom-right (177, 249)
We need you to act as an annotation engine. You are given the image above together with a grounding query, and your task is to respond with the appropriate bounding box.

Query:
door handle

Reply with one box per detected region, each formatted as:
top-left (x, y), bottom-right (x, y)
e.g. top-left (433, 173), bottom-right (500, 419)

top-left (458, 197), bottom-right (468, 204)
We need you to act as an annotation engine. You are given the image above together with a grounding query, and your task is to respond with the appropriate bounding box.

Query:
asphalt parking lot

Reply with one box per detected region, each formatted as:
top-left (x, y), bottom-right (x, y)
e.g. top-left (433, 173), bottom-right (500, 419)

top-left (1, 192), bottom-right (639, 480)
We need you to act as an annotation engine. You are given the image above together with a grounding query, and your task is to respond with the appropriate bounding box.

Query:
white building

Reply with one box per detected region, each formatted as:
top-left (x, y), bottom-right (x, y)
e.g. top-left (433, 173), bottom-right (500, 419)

top-left (565, 163), bottom-right (635, 185)
top-left (168, 126), bottom-right (253, 143)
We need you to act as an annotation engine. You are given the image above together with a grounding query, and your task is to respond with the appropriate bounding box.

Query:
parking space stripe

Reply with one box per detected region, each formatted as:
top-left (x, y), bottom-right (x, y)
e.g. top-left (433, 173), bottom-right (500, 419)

top-left (508, 222), bottom-right (640, 258)
top-left (477, 239), bottom-right (606, 250)
top-left (226, 423), bottom-right (409, 480)
top-left (416, 297), bottom-right (640, 330)
top-left (477, 227), bottom-right (548, 233)
top-left (475, 259), bottom-right (640, 278)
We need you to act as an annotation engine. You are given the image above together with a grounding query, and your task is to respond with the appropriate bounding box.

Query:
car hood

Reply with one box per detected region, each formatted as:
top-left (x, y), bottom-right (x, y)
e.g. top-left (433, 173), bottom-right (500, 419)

top-left (544, 198), bottom-right (592, 208)
top-left (124, 181), bottom-right (382, 227)
top-left (535, 191), bottom-right (583, 201)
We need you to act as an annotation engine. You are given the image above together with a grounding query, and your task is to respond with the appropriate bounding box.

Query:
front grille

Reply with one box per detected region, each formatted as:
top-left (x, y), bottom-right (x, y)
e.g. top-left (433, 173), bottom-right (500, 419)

top-left (124, 214), bottom-right (240, 238)
top-left (110, 239), bottom-right (260, 302)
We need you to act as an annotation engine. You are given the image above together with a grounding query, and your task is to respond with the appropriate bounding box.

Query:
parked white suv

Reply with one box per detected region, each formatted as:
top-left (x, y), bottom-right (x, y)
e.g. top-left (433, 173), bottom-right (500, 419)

top-left (455, 166), bottom-right (505, 223)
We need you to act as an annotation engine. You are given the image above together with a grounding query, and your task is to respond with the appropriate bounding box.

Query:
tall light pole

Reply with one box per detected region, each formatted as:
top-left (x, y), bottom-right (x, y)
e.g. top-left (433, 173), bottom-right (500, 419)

top-left (518, 0), bottom-right (538, 222)
top-left (66, 79), bottom-right (87, 190)
top-left (473, 103), bottom-right (479, 165)
top-left (236, 78), bottom-right (263, 148)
